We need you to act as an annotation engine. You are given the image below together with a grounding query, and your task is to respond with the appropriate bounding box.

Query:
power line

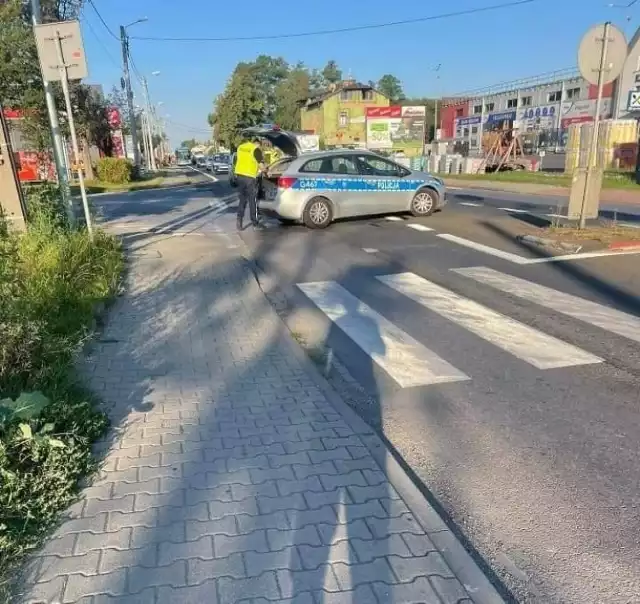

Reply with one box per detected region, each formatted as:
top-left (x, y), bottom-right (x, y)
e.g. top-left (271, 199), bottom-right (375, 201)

top-left (81, 17), bottom-right (122, 70)
top-left (164, 118), bottom-right (212, 134)
top-left (85, 0), bottom-right (119, 40)
top-left (130, 0), bottom-right (538, 42)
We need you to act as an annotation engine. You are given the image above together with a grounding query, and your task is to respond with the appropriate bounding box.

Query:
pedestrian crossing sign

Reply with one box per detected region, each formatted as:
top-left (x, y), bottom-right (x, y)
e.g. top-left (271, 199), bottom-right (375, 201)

top-left (627, 91), bottom-right (640, 111)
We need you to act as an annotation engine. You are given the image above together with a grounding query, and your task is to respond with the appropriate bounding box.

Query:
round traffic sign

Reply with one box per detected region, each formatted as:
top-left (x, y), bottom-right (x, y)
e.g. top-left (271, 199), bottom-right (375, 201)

top-left (578, 23), bottom-right (627, 86)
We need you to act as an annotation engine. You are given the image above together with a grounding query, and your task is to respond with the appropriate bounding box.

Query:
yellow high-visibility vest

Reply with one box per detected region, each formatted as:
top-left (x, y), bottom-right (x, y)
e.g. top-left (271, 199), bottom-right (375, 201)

top-left (234, 142), bottom-right (259, 178)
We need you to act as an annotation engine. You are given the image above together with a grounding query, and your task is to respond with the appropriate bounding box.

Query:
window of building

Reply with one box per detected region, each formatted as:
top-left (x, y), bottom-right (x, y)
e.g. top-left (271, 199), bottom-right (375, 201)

top-left (520, 96), bottom-right (532, 106)
top-left (566, 87), bottom-right (580, 100)
top-left (455, 108), bottom-right (464, 117)
top-left (463, 128), bottom-right (469, 137)
top-left (338, 111), bottom-right (349, 128)
top-left (548, 90), bottom-right (562, 102)
top-left (471, 126), bottom-right (478, 134)
top-left (485, 102), bottom-right (495, 112)
top-left (507, 98), bottom-right (518, 108)
top-left (473, 104), bottom-right (483, 114)
top-left (363, 89), bottom-right (374, 101)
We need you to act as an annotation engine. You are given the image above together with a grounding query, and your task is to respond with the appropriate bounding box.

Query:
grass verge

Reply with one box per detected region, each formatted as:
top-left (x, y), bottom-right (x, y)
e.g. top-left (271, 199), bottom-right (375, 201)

top-left (71, 170), bottom-right (193, 195)
top-left (0, 193), bottom-right (123, 600)
top-left (541, 222), bottom-right (640, 244)
top-left (444, 169), bottom-right (639, 190)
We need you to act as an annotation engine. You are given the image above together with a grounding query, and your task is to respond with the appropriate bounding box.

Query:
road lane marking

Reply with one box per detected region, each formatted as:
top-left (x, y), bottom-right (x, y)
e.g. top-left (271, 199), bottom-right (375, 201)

top-left (454, 266), bottom-right (640, 344)
top-left (498, 207), bottom-right (528, 213)
top-left (385, 216), bottom-right (404, 222)
top-left (377, 272), bottom-right (602, 369)
top-left (362, 248), bottom-right (379, 253)
top-left (527, 249), bottom-right (640, 263)
top-left (436, 234), bottom-right (532, 264)
top-left (407, 224), bottom-right (434, 232)
top-left (191, 166), bottom-right (219, 181)
top-left (458, 202), bottom-right (483, 207)
top-left (296, 281), bottom-right (470, 387)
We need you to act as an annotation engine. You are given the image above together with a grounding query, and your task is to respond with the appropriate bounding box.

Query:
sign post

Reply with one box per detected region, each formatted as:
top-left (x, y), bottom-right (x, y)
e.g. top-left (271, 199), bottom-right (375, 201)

top-left (575, 22), bottom-right (627, 228)
top-left (34, 20), bottom-right (93, 239)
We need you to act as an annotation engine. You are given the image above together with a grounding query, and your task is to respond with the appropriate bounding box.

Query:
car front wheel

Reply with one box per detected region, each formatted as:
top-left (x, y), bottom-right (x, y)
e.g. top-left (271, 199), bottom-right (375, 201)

top-left (410, 188), bottom-right (437, 217)
top-left (303, 197), bottom-right (333, 229)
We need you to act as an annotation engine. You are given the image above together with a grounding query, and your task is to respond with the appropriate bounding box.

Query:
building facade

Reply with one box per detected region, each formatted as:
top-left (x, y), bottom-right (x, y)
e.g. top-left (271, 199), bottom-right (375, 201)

top-left (300, 80), bottom-right (389, 148)
top-left (440, 68), bottom-right (618, 154)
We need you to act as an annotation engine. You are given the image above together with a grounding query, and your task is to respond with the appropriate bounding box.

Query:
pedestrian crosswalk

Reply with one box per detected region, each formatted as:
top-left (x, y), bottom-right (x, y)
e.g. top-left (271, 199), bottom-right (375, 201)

top-left (297, 268), bottom-right (640, 387)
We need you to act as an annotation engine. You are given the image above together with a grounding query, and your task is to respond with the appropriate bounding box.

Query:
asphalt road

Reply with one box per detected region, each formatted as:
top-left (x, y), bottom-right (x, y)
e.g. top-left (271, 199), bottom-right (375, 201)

top-left (96, 173), bottom-right (640, 604)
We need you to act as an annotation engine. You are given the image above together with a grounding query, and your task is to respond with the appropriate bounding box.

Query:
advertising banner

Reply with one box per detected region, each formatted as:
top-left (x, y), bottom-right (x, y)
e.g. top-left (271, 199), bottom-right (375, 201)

top-left (366, 106), bottom-right (426, 149)
top-left (519, 104), bottom-right (558, 130)
top-left (560, 98), bottom-right (612, 127)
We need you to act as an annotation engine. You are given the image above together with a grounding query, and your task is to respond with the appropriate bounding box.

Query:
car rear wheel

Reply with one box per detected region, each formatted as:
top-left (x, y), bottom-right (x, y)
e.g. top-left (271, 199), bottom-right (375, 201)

top-left (410, 188), bottom-right (437, 217)
top-left (303, 197), bottom-right (333, 229)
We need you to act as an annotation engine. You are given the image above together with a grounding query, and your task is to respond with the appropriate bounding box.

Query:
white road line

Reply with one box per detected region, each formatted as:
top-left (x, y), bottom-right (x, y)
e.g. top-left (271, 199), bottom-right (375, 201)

top-left (191, 166), bottom-right (218, 181)
top-left (385, 216), bottom-right (404, 222)
top-left (447, 186), bottom-right (464, 190)
top-left (436, 234), bottom-right (532, 264)
top-left (458, 202), bottom-right (483, 207)
top-left (527, 249), bottom-right (640, 263)
top-left (498, 207), bottom-right (529, 213)
top-left (454, 266), bottom-right (640, 344)
top-left (407, 224), bottom-right (434, 232)
top-left (378, 272), bottom-right (602, 369)
top-left (296, 281), bottom-right (470, 387)
top-left (362, 248), bottom-right (379, 253)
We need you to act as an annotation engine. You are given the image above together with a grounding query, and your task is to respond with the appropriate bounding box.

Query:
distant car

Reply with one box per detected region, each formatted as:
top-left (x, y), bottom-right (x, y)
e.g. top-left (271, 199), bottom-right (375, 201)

top-left (195, 156), bottom-right (207, 169)
top-left (241, 126), bottom-right (447, 229)
top-left (212, 154), bottom-right (230, 174)
top-left (204, 156), bottom-right (214, 171)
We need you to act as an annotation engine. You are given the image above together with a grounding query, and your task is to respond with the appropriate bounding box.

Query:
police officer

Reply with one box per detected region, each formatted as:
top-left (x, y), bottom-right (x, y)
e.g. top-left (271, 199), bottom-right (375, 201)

top-left (233, 136), bottom-right (266, 230)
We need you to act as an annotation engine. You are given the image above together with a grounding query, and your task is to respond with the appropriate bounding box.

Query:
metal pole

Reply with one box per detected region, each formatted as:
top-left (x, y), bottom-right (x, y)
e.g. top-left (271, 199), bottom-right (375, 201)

top-left (141, 78), bottom-right (157, 170)
top-left (120, 25), bottom-right (140, 168)
top-left (433, 98), bottom-right (439, 142)
top-left (141, 110), bottom-right (151, 169)
top-left (579, 21), bottom-right (610, 229)
top-left (0, 100), bottom-right (28, 230)
top-left (53, 28), bottom-right (93, 240)
top-left (30, 0), bottom-right (74, 226)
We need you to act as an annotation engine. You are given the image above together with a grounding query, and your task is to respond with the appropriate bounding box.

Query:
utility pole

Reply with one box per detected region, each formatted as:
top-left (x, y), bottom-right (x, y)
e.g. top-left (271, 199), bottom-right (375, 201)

top-left (141, 77), bottom-right (157, 171)
top-left (30, 0), bottom-right (74, 225)
top-left (120, 25), bottom-right (140, 168)
top-left (0, 102), bottom-right (27, 231)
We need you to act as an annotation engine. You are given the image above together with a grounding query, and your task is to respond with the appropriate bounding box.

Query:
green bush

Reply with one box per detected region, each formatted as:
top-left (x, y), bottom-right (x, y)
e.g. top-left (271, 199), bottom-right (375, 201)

top-left (0, 208), bottom-right (123, 597)
top-left (23, 183), bottom-right (69, 230)
top-left (95, 157), bottom-right (134, 184)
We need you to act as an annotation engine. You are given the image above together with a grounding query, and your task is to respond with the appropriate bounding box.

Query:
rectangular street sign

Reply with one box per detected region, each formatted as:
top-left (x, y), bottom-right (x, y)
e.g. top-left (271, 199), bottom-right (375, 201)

top-left (627, 91), bottom-right (640, 111)
top-left (34, 20), bottom-right (88, 82)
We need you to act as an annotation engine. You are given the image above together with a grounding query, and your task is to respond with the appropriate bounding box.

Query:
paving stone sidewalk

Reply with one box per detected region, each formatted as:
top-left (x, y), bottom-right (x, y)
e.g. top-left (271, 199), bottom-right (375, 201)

top-left (16, 231), bottom-right (503, 604)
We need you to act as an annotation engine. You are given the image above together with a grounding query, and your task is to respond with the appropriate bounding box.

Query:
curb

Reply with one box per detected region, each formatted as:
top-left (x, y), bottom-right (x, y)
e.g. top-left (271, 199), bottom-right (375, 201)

top-left (608, 240), bottom-right (640, 251)
top-left (517, 234), bottom-right (582, 253)
top-left (240, 247), bottom-right (508, 604)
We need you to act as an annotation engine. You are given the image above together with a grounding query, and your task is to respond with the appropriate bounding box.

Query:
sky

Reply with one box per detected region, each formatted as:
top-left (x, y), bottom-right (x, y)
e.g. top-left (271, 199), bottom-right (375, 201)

top-left (79, 0), bottom-right (639, 147)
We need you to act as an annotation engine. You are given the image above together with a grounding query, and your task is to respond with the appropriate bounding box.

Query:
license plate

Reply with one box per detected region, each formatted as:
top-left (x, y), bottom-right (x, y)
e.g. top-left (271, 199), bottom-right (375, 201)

top-left (266, 188), bottom-right (277, 201)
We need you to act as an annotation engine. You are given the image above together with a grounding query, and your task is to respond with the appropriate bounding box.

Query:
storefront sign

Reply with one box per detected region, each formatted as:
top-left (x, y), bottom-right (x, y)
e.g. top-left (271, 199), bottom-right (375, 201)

top-left (456, 116), bottom-right (482, 126)
top-left (486, 110), bottom-right (516, 124)
top-left (627, 91), bottom-right (640, 111)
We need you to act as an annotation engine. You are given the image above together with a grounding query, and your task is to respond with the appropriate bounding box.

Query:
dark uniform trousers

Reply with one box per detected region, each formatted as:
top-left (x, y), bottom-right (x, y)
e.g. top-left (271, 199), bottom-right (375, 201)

top-left (236, 175), bottom-right (259, 226)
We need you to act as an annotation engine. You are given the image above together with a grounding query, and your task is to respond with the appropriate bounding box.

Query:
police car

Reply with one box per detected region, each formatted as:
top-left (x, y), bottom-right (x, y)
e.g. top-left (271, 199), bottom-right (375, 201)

top-left (243, 126), bottom-right (447, 229)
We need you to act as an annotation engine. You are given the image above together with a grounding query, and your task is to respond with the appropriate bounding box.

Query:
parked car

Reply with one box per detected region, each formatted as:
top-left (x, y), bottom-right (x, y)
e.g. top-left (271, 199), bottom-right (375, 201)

top-left (204, 156), bottom-right (214, 171)
top-left (241, 126), bottom-right (447, 228)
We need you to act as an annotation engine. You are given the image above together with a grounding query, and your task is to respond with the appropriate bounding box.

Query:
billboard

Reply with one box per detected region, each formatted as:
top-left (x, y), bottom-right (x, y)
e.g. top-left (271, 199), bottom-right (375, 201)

top-left (560, 98), bottom-right (612, 128)
top-left (366, 106), bottom-right (426, 150)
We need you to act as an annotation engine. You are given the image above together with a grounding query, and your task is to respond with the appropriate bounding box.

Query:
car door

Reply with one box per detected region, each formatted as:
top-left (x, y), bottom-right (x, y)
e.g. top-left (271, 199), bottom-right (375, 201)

top-left (354, 154), bottom-right (410, 214)
top-left (299, 155), bottom-right (365, 218)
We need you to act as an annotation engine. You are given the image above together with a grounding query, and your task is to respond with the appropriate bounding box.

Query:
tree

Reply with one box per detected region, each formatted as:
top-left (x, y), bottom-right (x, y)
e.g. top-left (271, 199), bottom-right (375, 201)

top-left (211, 64), bottom-right (264, 149)
top-left (250, 55), bottom-right (289, 121)
top-left (180, 139), bottom-right (199, 150)
top-left (274, 65), bottom-right (309, 131)
top-left (377, 74), bottom-right (405, 103)
top-left (72, 84), bottom-right (112, 178)
top-left (322, 60), bottom-right (342, 84)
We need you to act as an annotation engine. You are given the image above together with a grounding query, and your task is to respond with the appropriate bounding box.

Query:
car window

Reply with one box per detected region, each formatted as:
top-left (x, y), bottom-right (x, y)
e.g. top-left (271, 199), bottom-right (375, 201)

top-left (300, 156), bottom-right (358, 175)
top-left (357, 155), bottom-right (408, 177)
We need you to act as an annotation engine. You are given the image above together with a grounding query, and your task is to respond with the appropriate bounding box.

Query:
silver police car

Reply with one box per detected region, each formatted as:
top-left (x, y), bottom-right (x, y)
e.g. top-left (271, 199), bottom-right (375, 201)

top-left (243, 127), bottom-right (446, 229)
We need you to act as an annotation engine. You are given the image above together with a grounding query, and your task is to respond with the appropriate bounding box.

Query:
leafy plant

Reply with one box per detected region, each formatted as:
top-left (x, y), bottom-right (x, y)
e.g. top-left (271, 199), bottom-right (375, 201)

top-left (96, 157), bottom-right (134, 184)
top-left (0, 391), bottom-right (50, 428)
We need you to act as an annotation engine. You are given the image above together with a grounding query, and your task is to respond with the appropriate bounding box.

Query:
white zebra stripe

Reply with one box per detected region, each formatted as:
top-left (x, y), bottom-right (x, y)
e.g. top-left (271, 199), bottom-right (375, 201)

top-left (377, 272), bottom-right (602, 369)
